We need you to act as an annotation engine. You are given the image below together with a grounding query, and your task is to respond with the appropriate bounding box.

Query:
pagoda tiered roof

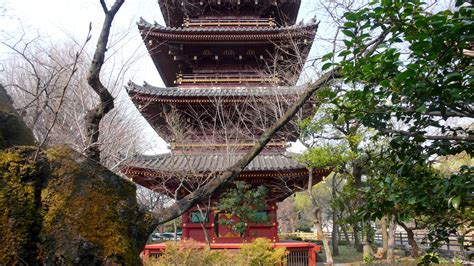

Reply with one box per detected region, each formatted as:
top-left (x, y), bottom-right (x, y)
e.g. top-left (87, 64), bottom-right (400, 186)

top-left (127, 81), bottom-right (306, 103)
top-left (125, 152), bottom-right (305, 173)
top-left (122, 151), bottom-right (330, 201)
top-left (126, 81), bottom-right (313, 144)
top-left (139, 19), bottom-right (317, 87)
top-left (139, 19), bottom-right (317, 41)
top-left (123, 0), bottom-right (328, 253)
top-left (158, 0), bottom-right (302, 28)
top-left (122, 0), bottom-right (326, 205)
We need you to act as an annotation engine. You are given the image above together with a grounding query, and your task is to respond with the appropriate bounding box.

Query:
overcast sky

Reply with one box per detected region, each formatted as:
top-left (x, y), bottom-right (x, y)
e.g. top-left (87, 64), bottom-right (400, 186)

top-left (1, 0), bottom-right (167, 85)
top-left (0, 0), bottom-right (333, 154)
top-left (0, 0), bottom-right (325, 83)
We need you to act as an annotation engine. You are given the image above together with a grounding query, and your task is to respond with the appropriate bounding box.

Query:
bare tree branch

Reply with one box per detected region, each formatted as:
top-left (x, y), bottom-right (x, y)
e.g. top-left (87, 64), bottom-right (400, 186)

top-left (34, 29), bottom-right (92, 159)
top-left (155, 66), bottom-right (342, 225)
top-left (85, 0), bottom-right (125, 161)
top-left (146, 24), bottom-right (393, 226)
top-left (380, 128), bottom-right (473, 142)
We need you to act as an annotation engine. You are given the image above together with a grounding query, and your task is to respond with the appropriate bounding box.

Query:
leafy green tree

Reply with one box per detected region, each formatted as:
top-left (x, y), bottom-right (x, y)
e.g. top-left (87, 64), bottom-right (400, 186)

top-left (328, 0), bottom-right (473, 156)
top-left (292, 193), bottom-right (314, 232)
top-left (360, 158), bottom-right (473, 257)
top-left (299, 109), bottom-right (378, 257)
top-left (216, 181), bottom-right (268, 240)
top-left (312, 0), bottom-right (473, 258)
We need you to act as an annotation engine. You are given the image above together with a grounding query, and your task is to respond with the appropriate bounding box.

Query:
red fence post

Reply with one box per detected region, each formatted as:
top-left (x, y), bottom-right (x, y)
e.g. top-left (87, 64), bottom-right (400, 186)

top-left (309, 245), bottom-right (317, 266)
top-left (143, 248), bottom-right (150, 262)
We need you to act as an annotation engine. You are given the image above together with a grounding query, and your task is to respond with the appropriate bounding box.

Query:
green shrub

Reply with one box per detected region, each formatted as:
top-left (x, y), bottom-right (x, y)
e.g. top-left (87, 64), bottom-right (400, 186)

top-left (418, 252), bottom-right (440, 265)
top-left (238, 238), bottom-right (287, 266)
top-left (150, 238), bottom-right (287, 266)
top-left (149, 240), bottom-right (235, 266)
top-left (363, 254), bottom-right (374, 264)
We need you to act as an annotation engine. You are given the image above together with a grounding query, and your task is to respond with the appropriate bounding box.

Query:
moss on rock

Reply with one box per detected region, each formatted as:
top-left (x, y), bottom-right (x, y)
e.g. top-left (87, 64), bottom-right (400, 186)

top-left (0, 147), bottom-right (47, 264)
top-left (0, 146), bottom-right (153, 265)
top-left (40, 146), bottom-right (148, 265)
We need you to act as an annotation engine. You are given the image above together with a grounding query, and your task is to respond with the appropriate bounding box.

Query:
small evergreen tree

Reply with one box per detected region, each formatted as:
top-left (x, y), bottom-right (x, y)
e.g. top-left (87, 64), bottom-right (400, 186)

top-left (217, 181), bottom-right (268, 239)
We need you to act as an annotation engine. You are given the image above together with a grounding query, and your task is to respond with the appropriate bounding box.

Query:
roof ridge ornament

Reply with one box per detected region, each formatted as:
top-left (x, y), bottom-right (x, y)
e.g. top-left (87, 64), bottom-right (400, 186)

top-left (138, 17), bottom-right (147, 26)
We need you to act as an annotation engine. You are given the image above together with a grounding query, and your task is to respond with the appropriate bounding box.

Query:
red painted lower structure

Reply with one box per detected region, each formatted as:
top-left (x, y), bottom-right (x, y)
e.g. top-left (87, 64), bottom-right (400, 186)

top-left (142, 200), bottom-right (323, 265)
top-left (126, 160), bottom-right (329, 265)
top-left (181, 203), bottom-right (279, 244)
top-left (143, 241), bottom-right (321, 266)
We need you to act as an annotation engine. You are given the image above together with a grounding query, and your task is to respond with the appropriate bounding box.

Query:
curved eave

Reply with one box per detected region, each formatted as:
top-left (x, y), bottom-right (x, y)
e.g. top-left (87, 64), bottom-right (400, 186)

top-left (126, 82), bottom-right (305, 104)
top-left (138, 20), bottom-right (318, 42)
top-left (120, 152), bottom-right (331, 177)
top-left (122, 165), bottom-right (330, 201)
top-left (123, 166), bottom-right (326, 178)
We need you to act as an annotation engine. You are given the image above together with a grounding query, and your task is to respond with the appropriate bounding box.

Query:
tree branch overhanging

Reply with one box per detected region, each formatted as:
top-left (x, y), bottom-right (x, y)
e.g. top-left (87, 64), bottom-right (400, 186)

top-left (155, 67), bottom-right (342, 225)
top-left (150, 27), bottom-right (392, 227)
top-left (380, 128), bottom-right (473, 142)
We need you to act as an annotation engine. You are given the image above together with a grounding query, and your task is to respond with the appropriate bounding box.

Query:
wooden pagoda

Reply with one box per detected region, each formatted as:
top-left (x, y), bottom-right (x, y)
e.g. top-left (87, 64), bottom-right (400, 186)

top-left (122, 0), bottom-right (328, 264)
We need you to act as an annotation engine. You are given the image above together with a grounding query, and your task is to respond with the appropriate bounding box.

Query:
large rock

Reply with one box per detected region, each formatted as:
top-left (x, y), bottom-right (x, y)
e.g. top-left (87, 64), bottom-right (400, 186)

top-left (0, 146), bottom-right (154, 265)
top-left (0, 85), bottom-right (155, 265)
top-left (0, 84), bottom-right (35, 149)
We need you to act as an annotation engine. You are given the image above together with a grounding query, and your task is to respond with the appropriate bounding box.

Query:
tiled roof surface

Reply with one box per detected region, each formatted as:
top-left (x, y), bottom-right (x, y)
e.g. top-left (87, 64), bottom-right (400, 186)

top-left (126, 81), bottom-right (305, 98)
top-left (124, 152), bottom-right (305, 172)
top-left (138, 18), bottom-right (318, 34)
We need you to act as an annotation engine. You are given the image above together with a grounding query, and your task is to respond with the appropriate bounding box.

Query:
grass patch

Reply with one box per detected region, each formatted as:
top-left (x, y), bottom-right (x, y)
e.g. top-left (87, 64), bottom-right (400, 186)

top-left (334, 245), bottom-right (364, 263)
top-left (318, 245), bottom-right (414, 265)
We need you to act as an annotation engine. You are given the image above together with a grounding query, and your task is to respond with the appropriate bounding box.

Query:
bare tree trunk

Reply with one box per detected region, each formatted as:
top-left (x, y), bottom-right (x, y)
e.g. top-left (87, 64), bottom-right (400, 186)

top-left (332, 211), bottom-right (339, 256)
top-left (353, 223), bottom-right (362, 251)
top-left (315, 208), bottom-right (334, 264)
top-left (289, 215), bottom-right (296, 233)
top-left (352, 161), bottom-right (362, 187)
top-left (352, 162), bottom-right (363, 252)
top-left (199, 222), bottom-right (210, 246)
top-left (387, 215), bottom-right (397, 263)
top-left (339, 222), bottom-right (351, 245)
top-left (84, 0), bottom-right (124, 161)
top-left (398, 221), bottom-right (420, 257)
top-left (196, 204), bottom-right (210, 246)
top-left (363, 223), bottom-right (374, 260)
top-left (331, 174), bottom-right (339, 256)
top-left (308, 168), bottom-right (333, 264)
top-left (381, 216), bottom-right (389, 257)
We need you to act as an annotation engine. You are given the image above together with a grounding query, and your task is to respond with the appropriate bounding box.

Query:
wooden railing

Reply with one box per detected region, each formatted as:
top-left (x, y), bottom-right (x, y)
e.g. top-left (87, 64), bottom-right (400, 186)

top-left (183, 18), bottom-right (275, 28)
top-left (175, 73), bottom-right (279, 85)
